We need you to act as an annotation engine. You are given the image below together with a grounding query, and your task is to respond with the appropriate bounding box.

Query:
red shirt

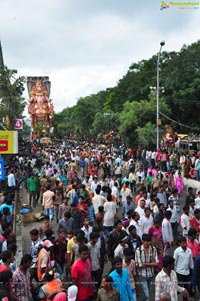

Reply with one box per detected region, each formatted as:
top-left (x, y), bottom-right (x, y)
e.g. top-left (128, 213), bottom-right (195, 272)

top-left (190, 217), bottom-right (200, 234)
top-left (187, 239), bottom-right (200, 258)
top-left (0, 265), bottom-right (9, 272)
top-left (71, 258), bottom-right (93, 300)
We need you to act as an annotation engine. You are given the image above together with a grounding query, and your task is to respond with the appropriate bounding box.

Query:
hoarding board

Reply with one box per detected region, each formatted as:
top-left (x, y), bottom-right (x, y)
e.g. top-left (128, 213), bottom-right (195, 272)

top-left (0, 131), bottom-right (18, 154)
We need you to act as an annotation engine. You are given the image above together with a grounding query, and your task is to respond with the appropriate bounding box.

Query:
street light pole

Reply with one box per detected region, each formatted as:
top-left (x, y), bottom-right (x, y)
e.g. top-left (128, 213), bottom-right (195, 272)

top-left (156, 40), bottom-right (165, 150)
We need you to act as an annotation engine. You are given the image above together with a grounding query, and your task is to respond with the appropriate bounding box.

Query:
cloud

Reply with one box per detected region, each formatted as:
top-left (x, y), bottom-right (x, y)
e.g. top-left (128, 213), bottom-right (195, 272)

top-left (0, 0), bottom-right (199, 117)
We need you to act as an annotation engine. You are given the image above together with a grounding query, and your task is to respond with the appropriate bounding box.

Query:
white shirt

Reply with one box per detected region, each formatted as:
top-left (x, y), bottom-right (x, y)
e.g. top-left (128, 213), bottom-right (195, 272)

top-left (135, 206), bottom-right (145, 219)
top-left (90, 181), bottom-right (100, 193)
top-left (114, 243), bottom-right (128, 259)
top-left (155, 269), bottom-right (185, 301)
top-left (167, 206), bottom-right (178, 223)
top-left (103, 201), bottom-right (117, 227)
top-left (111, 186), bottom-right (120, 201)
top-left (92, 194), bottom-right (106, 214)
top-left (195, 196), bottom-right (200, 209)
top-left (180, 213), bottom-right (190, 236)
top-left (162, 218), bottom-right (173, 243)
top-left (174, 246), bottom-right (193, 275)
top-left (81, 225), bottom-right (93, 242)
top-left (129, 219), bottom-right (142, 238)
top-left (7, 173), bottom-right (16, 187)
top-left (140, 215), bottom-right (153, 236)
top-left (136, 171), bottom-right (145, 181)
top-left (120, 187), bottom-right (132, 204)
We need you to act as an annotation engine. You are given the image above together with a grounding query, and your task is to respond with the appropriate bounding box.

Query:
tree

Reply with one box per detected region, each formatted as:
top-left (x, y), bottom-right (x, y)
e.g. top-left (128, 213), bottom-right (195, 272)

top-left (0, 66), bottom-right (26, 130)
top-left (53, 40), bottom-right (200, 144)
top-left (118, 97), bottom-right (170, 147)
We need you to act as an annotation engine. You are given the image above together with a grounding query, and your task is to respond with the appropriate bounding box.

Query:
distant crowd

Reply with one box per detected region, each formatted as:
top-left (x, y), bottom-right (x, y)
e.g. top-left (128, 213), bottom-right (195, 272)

top-left (0, 141), bottom-right (200, 301)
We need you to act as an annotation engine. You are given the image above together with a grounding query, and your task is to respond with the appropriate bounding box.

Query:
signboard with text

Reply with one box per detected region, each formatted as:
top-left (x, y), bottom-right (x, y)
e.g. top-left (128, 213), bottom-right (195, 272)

top-left (0, 131), bottom-right (18, 154)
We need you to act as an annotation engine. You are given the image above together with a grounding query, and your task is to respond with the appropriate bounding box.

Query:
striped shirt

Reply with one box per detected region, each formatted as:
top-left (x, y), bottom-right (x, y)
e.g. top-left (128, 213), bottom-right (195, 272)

top-left (155, 269), bottom-right (185, 301)
top-left (13, 267), bottom-right (32, 301)
top-left (135, 245), bottom-right (158, 278)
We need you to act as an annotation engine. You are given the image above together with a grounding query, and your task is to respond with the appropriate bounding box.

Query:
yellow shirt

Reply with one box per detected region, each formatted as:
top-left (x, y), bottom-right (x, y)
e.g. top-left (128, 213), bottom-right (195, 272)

top-left (67, 237), bottom-right (76, 261)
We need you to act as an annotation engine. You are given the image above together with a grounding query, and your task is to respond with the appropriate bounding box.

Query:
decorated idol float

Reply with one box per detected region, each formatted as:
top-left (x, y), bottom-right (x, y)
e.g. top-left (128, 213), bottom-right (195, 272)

top-left (27, 76), bottom-right (54, 141)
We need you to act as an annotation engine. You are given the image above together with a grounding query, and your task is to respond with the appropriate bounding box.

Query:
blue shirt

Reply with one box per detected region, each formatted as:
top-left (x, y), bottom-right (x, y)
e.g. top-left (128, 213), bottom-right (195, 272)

top-left (109, 268), bottom-right (134, 301)
top-left (191, 255), bottom-right (200, 291)
top-left (72, 193), bottom-right (79, 205)
top-left (87, 205), bottom-right (95, 223)
top-left (0, 204), bottom-right (13, 222)
top-left (122, 202), bottom-right (134, 218)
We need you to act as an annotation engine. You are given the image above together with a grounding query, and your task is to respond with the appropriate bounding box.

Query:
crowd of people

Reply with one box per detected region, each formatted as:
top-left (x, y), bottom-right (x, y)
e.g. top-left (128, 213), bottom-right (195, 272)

top-left (0, 140), bottom-right (200, 301)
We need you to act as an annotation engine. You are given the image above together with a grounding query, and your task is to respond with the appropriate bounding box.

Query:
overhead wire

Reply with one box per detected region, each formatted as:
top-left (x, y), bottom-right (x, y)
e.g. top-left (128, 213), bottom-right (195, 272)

top-left (159, 111), bottom-right (200, 130)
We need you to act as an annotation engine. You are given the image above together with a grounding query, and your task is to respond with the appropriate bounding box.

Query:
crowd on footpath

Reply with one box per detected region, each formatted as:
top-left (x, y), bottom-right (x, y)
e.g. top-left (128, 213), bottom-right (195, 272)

top-left (1, 140), bottom-right (200, 301)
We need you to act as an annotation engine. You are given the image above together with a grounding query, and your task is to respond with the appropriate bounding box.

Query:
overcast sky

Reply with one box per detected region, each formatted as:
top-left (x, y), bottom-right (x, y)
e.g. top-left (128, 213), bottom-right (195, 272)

top-left (0, 0), bottom-right (199, 116)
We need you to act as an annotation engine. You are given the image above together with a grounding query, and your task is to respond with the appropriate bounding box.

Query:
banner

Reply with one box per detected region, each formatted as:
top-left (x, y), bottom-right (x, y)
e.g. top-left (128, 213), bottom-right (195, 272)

top-left (0, 131), bottom-right (18, 154)
top-left (0, 158), bottom-right (5, 180)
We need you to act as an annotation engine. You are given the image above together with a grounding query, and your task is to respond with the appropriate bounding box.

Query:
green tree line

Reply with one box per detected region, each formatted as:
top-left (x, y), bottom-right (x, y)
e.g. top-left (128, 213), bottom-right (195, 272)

top-left (53, 40), bottom-right (200, 148)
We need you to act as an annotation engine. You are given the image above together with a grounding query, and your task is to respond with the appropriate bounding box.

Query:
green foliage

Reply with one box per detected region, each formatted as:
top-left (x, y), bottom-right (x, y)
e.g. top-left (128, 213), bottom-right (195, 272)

top-left (0, 66), bottom-right (26, 130)
top-left (52, 40), bottom-right (200, 147)
top-left (135, 122), bottom-right (156, 149)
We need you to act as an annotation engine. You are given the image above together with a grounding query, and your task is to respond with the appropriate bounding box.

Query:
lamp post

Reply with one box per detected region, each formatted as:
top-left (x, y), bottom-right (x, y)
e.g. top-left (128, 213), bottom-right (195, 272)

top-left (156, 40), bottom-right (165, 150)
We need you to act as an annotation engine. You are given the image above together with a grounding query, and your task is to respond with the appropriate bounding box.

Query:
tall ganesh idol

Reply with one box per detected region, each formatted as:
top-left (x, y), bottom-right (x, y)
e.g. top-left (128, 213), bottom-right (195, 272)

top-left (27, 76), bottom-right (54, 139)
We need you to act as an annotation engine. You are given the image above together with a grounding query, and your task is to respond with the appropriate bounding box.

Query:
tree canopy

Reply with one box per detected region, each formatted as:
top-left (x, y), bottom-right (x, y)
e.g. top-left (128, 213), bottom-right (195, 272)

top-left (0, 66), bottom-right (26, 130)
top-left (52, 40), bottom-right (200, 147)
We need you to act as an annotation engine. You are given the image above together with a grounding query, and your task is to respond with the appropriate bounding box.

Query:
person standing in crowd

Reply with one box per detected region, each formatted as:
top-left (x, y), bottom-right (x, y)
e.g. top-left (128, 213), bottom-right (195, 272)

top-left (71, 244), bottom-right (94, 301)
top-left (174, 172), bottom-right (184, 196)
top-left (189, 208), bottom-right (200, 240)
top-left (29, 228), bottom-right (43, 281)
top-left (167, 199), bottom-right (178, 244)
top-left (155, 255), bottom-right (189, 301)
top-left (129, 211), bottom-right (142, 239)
top-left (13, 254), bottom-right (33, 301)
top-left (120, 181), bottom-right (132, 205)
top-left (162, 211), bottom-right (174, 254)
top-left (27, 173), bottom-right (37, 207)
top-left (114, 233), bottom-right (128, 260)
top-left (122, 196), bottom-right (134, 219)
top-left (103, 194), bottom-right (117, 237)
top-left (87, 231), bottom-right (101, 291)
top-left (54, 228), bottom-right (68, 273)
top-left (38, 215), bottom-right (55, 239)
top-left (109, 256), bottom-right (134, 301)
top-left (97, 275), bottom-right (120, 301)
top-left (58, 196), bottom-right (71, 222)
top-left (191, 255), bottom-right (200, 296)
top-left (140, 207), bottom-right (153, 237)
top-left (135, 234), bottom-right (158, 301)
top-left (187, 228), bottom-right (200, 259)
top-left (37, 240), bottom-right (54, 281)
top-left (148, 216), bottom-right (164, 271)
top-left (0, 270), bottom-right (13, 301)
top-left (174, 236), bottom-right (193, 301)
top-left (81, 217), bottom-right (92, 242)
top-left (7, 169), bottom-right (16, 192)
top-left (127, 224), bottom-right (142, 256)
top-left (107, 219), bottom-right (127, 264)
top-left (185, 187), bottom-right (195, 207)
top-left (180, 206), bottom-right (190, 238)
top-left (42, 185), bottom-right (55, 222)
top-left (92, 187), bottom-right (106, 214)
top-left (57, 211), bottom-right (74, 234)
top-left (122, 248), bottom-right (137, 300)
top-left (39, 268), bottom-right (66, 301)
